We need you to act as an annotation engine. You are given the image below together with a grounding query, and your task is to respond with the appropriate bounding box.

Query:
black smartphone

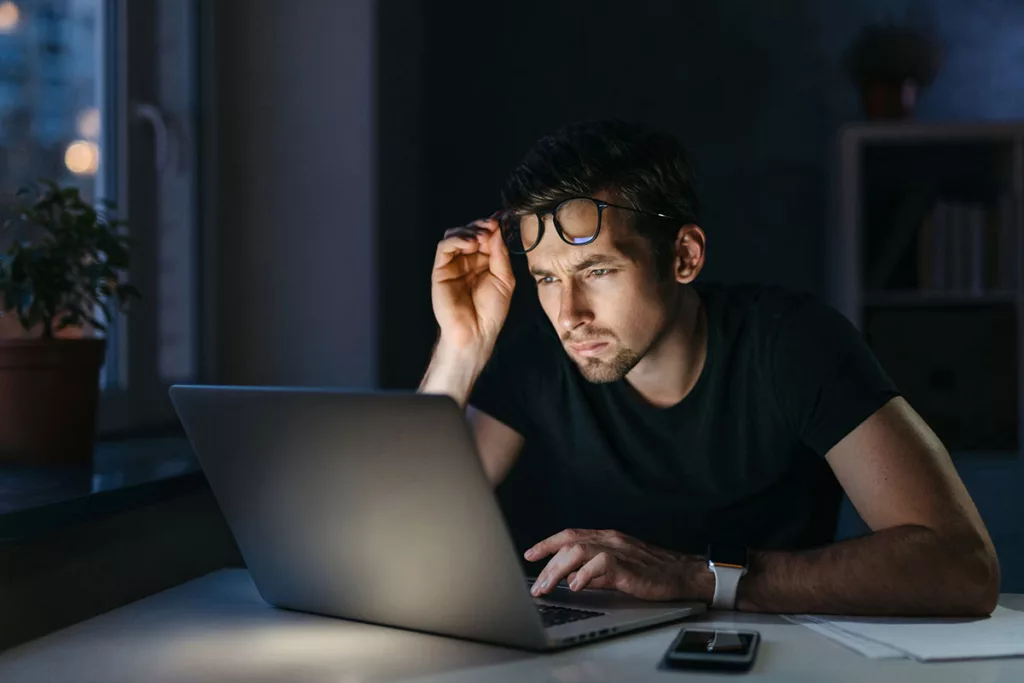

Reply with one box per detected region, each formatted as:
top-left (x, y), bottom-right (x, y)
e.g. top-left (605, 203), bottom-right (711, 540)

top-left (661, 628), bottom-right (760, 672)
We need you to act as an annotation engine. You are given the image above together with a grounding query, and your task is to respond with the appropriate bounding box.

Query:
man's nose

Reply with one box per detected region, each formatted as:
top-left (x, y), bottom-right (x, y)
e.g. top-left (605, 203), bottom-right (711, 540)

top-left (558, 284), bottom-right (593, 332)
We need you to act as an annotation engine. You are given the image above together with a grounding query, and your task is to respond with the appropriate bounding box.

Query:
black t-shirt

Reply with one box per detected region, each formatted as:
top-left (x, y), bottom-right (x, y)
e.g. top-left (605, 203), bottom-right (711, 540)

top-left (469, 282), bottom-right (900, 554)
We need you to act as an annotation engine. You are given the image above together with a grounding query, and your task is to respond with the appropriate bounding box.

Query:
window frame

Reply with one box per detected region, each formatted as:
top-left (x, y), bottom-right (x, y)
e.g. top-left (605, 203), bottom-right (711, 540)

top-left (96, 0), bottom-right (200, 434)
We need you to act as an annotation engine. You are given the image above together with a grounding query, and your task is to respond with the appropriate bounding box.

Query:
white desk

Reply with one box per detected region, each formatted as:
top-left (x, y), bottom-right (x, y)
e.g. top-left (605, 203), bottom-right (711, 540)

top-left (1, 569), bottom-right (1022, 682)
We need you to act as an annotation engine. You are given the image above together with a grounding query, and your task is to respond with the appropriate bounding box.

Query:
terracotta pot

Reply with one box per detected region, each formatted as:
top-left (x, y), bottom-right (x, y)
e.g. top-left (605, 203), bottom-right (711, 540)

top-left (0, 338), bottom-right (105, 464)
top-left (860, 79), bottom-right (919, 120)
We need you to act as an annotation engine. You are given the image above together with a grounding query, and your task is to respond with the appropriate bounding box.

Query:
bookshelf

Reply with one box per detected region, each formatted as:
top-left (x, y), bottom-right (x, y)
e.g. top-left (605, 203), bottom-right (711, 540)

top-left (830, 122), bottom-right (1024, 454)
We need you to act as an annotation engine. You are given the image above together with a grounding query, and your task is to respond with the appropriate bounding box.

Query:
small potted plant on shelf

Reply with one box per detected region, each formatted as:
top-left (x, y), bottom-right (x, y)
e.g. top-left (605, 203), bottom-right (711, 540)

top-left (844, 20), bottom-right (944, 120)
top-left (0, 180), bottom-right (139, 465)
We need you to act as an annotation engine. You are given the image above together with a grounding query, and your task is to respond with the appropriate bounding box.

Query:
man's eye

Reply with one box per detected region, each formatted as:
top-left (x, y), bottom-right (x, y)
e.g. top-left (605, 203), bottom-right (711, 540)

top-left (537, 276), bottom-right (557, 285)
top-left (590, 268), bottom-right (612, 278)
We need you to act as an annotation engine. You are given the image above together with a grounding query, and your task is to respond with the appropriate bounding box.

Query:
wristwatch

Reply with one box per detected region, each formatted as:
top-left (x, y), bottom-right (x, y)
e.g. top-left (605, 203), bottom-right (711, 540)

top-left (707, 543), bottom-right (748, 610)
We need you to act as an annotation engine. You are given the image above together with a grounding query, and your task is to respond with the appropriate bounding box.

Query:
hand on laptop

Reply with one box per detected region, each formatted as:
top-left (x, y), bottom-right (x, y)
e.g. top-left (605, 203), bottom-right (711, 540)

top-left (525, 528), bottom-right (713, 602)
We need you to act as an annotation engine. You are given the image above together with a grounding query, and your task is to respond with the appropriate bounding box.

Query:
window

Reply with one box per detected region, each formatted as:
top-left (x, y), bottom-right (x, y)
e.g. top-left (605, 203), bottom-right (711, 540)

top-left (0, 0), bottom-right (199, 434)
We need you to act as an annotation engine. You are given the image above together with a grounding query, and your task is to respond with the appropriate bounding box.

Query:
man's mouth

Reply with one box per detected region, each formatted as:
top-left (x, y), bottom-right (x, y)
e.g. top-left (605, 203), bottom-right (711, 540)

top-left (569, 341), bottom-right (609, 357)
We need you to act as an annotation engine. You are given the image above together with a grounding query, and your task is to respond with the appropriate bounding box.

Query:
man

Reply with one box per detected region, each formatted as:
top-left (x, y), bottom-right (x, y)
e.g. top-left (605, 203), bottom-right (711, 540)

top-left (419, 119), bottom-right (999, 616)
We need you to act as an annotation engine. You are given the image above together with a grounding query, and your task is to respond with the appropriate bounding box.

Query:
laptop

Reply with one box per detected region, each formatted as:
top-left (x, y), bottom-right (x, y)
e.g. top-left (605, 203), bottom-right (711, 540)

top-left (169, 385), bottom-right (704, 651)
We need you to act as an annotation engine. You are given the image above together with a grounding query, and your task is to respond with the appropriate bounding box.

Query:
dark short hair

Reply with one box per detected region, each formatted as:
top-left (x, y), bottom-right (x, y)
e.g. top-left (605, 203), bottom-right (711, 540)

top-left (502, 119), bottom-right (700, 277)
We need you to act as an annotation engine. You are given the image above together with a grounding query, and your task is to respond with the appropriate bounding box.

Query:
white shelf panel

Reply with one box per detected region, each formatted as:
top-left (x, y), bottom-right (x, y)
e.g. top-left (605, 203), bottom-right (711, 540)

top-left (841, 121), bottom-right (1024, 145)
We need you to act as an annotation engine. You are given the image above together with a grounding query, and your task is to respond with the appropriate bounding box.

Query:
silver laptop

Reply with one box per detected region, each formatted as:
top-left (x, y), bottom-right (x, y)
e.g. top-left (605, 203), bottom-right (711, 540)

top-left (169, 385), bottom-right (703, 651)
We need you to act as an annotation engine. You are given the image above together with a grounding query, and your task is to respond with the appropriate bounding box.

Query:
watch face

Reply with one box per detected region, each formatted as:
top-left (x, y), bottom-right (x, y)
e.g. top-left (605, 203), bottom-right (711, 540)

top-left (708, 543), bottom-right (748, 568)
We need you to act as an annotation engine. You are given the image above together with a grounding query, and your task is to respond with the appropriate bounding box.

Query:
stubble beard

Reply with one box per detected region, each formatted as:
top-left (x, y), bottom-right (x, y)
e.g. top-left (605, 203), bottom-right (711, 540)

top-left (573, 344), bottom-right (642, 383)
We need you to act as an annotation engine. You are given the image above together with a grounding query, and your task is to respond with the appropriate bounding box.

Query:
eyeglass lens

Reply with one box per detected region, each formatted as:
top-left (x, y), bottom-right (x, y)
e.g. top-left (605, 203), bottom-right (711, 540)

top-left (500, 198), bottom-right (600, 254)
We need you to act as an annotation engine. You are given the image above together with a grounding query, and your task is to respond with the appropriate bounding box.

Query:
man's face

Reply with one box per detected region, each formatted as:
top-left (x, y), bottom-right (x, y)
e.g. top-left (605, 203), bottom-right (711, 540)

top-left (526, 191), bottom-right (677, 383)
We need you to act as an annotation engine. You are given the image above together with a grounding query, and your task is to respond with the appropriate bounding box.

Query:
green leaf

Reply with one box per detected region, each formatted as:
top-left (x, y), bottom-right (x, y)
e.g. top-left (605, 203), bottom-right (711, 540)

top-left (0, 179), bottom-right (139, 330)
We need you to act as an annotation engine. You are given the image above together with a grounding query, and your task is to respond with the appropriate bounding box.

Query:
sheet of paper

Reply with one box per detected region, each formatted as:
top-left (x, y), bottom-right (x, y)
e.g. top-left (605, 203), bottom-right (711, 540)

top-left (790, 605), bottom-right (1024, 662)
top-left (784, 615), bottom-right (906, 659)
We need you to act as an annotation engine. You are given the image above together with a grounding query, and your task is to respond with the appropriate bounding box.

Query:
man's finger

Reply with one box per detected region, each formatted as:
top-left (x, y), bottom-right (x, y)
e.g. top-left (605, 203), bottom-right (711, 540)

top-left (446, 218), bottom-right (498, 240)
top-left (432, 252), bottom-right (490, 284)
top-left (564, 571), bottom-right (612, 591)
top-left (485, 229), bottom-right (515, 290)
top-left (444, 222), bottom-right (490, 240)
top-left (433, 235), bottom-right (480, 271)
top-left (531, 543), bottom-right (593, 596)
top-left (444, 227), bottom-right (481, 240)
top-left (569, 552), bottom-right (612, 591)
top-left (525, 529), bottom-right (596, 562)
top-left (582, 575), bottom-right (614, 590)
top-left (470, 217), bottom-right (499, 232)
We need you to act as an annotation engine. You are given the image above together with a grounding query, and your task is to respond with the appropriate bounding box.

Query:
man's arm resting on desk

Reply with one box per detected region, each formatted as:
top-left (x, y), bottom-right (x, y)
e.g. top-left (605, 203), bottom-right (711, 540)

top-left (737, 397), bottom-right (1000, 616)
top-left (527, 398), bottom-right (1000, 617)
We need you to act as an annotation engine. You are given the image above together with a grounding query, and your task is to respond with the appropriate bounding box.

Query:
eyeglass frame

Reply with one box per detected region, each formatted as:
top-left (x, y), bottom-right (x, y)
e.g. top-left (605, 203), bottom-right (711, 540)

top-left (497, 196), bottom-right (689, 254)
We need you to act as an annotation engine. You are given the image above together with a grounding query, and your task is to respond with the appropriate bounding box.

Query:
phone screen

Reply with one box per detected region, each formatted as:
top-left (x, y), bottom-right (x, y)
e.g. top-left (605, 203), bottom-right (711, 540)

top-left (670, 630), bottom-right (755, 657)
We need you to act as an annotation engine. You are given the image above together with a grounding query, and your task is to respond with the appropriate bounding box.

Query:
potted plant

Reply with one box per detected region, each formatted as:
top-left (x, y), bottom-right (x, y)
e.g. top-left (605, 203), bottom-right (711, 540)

top-left (0, 180), bottom-right (139, 464)
top-left (844, 21), bottom-right (944, 120)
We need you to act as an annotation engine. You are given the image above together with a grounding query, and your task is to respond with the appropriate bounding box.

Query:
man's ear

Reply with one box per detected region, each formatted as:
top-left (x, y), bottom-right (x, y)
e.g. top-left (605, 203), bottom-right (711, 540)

top-left (673, 224), bottom-right (706, 284)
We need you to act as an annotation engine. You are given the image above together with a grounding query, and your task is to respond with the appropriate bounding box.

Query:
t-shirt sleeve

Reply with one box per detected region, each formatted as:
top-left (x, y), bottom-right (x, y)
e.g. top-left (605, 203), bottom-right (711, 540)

top-left (769, 295), bottom-right (900, 457)
top-left (468, 322), bottom-right (548, 438)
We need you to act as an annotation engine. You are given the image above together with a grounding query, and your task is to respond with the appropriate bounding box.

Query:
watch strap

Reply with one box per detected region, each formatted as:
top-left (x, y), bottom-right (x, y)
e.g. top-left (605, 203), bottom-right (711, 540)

top-left (710, 563), bottom-right (745, 610)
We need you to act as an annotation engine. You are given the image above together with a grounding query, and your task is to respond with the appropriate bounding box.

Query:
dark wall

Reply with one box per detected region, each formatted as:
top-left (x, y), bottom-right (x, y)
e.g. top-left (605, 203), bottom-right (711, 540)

top-left (422, 0), bottom-right (832, 289)
top-left (214, 0), bottom-right (376, 388)
top-left (378, 0), bottom-right (431, 389)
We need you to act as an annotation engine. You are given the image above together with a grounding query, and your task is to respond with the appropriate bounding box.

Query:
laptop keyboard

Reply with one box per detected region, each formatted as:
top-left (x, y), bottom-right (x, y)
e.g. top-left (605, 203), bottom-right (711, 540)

top-left (536, 604), bottom-right (605, 628)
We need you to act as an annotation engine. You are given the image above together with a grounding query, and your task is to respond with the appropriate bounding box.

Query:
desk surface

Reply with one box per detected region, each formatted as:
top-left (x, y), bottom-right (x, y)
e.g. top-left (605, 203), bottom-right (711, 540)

top-left (1, 569), bottom-right (1022, 682)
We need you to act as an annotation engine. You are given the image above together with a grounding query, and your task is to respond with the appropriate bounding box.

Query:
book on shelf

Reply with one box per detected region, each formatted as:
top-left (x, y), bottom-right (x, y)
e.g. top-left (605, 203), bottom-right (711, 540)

top-left (915, 197), bottom-right (1015, 295)
top-left (996, 193), bottom-right (1017, 290)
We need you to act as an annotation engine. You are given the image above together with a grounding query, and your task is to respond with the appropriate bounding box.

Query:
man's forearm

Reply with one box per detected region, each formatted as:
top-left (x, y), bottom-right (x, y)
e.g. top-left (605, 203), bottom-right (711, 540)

top-left (731, 525), bottom-right (999, 616)
top-left (418, 337), bottom-right (491, 408)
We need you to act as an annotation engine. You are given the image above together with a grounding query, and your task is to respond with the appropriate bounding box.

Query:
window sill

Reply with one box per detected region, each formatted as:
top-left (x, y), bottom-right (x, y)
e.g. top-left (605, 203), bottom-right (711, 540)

top-left (0, 433), bottom-right (203, 540)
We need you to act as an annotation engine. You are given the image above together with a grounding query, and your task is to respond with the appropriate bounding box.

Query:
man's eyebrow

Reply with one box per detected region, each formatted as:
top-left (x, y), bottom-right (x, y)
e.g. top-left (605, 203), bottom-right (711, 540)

top-left (529, 254), bottom-right (625, 277)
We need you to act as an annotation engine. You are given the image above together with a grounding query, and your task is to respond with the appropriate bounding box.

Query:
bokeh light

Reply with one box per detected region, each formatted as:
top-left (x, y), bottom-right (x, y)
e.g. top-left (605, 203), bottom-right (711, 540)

top-left (65, 140), bottom-right (100, 175)
top-left (77, 108), bottom-right (101, 140)
top-left (0, 2), bottom-right (19, 34)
